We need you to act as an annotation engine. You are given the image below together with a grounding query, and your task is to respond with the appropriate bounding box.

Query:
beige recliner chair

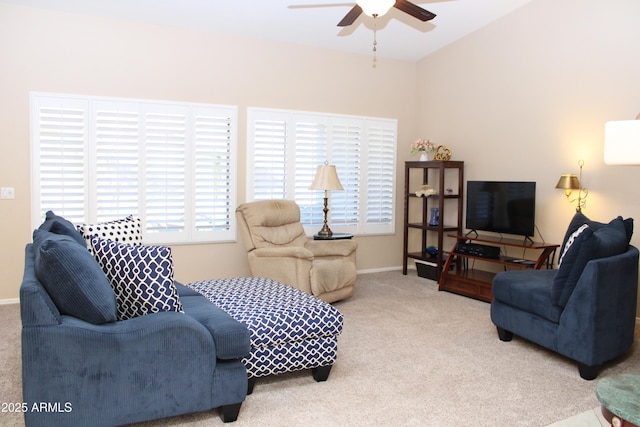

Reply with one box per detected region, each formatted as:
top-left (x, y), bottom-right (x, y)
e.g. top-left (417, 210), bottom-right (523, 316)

top-left (236, 200), bottom-right (357, 303)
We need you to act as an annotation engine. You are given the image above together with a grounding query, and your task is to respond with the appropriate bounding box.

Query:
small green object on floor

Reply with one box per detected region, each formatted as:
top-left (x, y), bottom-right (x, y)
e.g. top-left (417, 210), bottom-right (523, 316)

top-left (596, 373), bottom-right (640, 427)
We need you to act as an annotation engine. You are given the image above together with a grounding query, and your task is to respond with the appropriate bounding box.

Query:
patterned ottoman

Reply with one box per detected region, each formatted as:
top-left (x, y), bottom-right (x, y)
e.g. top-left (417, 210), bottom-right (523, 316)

top-left (188, 277), bottom-right (344, 393)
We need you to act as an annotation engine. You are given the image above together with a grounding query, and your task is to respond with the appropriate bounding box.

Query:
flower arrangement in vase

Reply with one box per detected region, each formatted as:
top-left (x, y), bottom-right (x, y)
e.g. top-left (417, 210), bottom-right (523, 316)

top-left (410, 138), bottom-right (436, 161)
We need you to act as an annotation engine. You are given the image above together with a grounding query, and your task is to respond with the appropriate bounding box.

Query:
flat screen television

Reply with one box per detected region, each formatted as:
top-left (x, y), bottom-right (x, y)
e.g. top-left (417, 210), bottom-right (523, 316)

top-left (466, 181), bottom-right (536, 237)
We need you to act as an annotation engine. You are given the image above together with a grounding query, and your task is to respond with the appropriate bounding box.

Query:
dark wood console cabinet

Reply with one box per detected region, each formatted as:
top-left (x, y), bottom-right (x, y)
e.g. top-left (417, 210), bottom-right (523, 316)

top-left (439, 234), bottom-right (559, 302)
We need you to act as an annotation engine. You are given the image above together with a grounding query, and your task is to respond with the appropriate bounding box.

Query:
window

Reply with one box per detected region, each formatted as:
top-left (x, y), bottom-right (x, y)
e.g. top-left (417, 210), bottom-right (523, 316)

top-left (31, 93), bottom-right (238, 244)
top-left (247, 108), bottom-right (397, 235)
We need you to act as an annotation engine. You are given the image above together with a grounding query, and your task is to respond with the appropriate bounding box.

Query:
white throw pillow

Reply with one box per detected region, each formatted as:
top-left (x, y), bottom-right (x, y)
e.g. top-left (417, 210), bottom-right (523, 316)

top-left (77, 215), bottom-right (142, 255)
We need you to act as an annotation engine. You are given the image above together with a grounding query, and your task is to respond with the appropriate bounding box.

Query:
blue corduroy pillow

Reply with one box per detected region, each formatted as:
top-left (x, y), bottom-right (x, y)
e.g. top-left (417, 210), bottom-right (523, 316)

top-left (32, 229), bottom-right (118, 324)
top-left (91, 236), bottom-right (184, 320)
top-left (552, 216), bottom-right (630, 307)
top-left (38, 210), bottom-right (86, 247)
top-left (560, 211), bottom-right (633, 254)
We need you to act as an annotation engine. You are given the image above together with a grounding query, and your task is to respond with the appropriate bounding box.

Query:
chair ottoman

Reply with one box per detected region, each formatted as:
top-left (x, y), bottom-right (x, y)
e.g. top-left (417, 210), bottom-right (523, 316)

top-left (188, 277), bottom-right (344, 393)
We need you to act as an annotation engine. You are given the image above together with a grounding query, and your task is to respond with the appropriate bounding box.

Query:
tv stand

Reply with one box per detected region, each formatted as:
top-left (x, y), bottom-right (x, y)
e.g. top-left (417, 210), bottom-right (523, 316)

top-left (464, 229), bottom-right (479, 238)
top-left (465, 229), bottom-right (534, 245)
top-left (439, 234), bottom-right (559, 302)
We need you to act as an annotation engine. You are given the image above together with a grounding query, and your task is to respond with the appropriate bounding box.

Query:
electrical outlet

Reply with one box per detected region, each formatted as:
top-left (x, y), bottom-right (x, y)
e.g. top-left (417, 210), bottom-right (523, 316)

top-left (1, 187), bottom-right (15, 200)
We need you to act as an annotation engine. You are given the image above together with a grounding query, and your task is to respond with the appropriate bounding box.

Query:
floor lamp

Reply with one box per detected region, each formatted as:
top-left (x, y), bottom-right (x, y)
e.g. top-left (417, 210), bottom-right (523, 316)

top-left (309, 162), bottom-right (343, 237)
top-left (604, 113), bottom-right (640, 165)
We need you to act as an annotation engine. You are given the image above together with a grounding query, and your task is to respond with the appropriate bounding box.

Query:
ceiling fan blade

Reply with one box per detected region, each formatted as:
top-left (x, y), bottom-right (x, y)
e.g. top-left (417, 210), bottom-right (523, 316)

top-left (337, 5), bottom-right (362, 27)
top-left (394, 0), bottom-right (436, 22)
top-left (288, 3), bottom-right (355, 9)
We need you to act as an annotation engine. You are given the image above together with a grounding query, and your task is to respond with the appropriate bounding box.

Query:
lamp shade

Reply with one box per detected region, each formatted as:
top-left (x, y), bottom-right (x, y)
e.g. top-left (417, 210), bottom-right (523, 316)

top-left (604, 120), bottom-right (640, 165)
top-left (309, 164), bottom-right (344, 191)
top-left (356, 0), bottom-right (395, 17)
top-left (555, 174), bottom-right (580, 190)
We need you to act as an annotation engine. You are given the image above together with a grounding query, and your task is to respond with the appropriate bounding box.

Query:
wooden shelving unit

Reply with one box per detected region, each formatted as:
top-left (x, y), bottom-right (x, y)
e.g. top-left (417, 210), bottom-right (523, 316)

top-left (402, 160), bottom-right (464, 281)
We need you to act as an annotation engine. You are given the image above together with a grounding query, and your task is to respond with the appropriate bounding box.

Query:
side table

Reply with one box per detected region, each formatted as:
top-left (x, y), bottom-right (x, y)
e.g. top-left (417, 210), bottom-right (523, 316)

top-left (313, 233), bottom-right (354, 240)
top-left (596, 373), bottom-right (640, 427)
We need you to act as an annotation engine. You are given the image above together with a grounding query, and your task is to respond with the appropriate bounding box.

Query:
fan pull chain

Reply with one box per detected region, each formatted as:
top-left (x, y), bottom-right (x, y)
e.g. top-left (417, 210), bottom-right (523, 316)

top-left (372, 14), bottom-right (378, 68)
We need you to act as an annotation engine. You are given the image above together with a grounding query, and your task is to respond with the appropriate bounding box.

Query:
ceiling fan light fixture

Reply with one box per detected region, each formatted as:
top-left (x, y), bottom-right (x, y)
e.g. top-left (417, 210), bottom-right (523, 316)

top-left (356, 0), bottom-right (396, 17)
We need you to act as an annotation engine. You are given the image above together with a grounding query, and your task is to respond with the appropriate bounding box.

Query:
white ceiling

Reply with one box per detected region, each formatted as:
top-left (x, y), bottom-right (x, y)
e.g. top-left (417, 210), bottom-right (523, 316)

top-left (3, 0), bottom-right (533, 61)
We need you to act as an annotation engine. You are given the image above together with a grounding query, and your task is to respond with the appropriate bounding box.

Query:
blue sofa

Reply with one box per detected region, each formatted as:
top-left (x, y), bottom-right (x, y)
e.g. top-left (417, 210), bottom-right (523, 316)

top-left (20, 214), bottom-right (251, 426)
top-left (491, 213), bottom-right (638, 380)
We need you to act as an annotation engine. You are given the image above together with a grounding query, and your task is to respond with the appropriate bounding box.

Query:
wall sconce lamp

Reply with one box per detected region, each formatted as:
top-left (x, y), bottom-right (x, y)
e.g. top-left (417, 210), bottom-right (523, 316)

top-left (604, 113), bottom-right (640, 165)
top-left (556, 160), bottom-right (588, 212)
top-left (309, 161), bottom-right (344, 236)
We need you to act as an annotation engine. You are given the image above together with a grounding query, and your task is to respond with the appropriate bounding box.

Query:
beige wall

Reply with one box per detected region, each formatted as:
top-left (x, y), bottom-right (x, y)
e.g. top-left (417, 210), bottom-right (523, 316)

top-left (0, 3), bottom-right (417, 300)
top-left (416, 0), bottom-right (640, 309)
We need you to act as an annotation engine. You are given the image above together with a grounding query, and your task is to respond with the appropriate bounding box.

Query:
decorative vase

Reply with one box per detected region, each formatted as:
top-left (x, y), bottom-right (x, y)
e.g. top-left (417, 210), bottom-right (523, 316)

top-left (429, 207), bottom-right (439, 226)
top-left (419, 152), bottom-right (428, 161)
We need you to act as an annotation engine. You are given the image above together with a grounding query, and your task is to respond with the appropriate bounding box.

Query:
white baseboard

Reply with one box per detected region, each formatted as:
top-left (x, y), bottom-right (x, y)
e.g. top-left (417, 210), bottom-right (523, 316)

top-left (358, 264), bottom-right (422, 274)
top-left (357, 266), bottom-right (403, 274)
top-left (0, 298), bottom-right (19, 305)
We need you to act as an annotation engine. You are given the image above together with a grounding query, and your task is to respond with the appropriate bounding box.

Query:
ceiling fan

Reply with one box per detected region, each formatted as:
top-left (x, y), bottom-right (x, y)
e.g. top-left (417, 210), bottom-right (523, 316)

top-left (338, 0), bottom-right (436, 27)
top-left (289, 1), bottom-right (438, 66)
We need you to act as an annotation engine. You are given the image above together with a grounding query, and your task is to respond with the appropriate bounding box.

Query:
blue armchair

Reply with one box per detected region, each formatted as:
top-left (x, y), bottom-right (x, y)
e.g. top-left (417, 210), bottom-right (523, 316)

top-left (490, 213), bottom-right (638, 380)
top-left (20, 238), bottom-right (251, 426)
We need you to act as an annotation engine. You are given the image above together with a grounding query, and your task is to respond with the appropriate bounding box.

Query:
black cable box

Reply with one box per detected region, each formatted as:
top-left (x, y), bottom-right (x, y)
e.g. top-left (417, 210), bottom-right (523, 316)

top-left (456, 242), bottom-right (501, 259)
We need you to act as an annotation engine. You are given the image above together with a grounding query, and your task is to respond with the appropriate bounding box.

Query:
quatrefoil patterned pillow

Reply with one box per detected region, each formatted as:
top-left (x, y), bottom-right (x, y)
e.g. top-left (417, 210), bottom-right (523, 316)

top-left (91, 236), bottom-right (183, 320)
top-left (77, 215), bottom-right (143, 255)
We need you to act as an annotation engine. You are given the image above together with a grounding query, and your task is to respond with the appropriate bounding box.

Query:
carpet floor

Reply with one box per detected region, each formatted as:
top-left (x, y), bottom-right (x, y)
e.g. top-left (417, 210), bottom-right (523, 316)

top-left (1, 270), bottom-right (638, 426)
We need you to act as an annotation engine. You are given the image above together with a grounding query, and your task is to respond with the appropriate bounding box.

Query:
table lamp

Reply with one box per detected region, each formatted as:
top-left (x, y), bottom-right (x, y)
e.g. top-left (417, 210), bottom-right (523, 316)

top-left (309, 162), bottom-right (343, 236)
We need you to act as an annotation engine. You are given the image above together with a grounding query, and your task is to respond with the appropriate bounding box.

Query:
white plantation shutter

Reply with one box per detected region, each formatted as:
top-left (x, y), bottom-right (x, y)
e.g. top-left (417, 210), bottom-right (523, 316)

top-left (295, 119), bottom-right (327, 225)
top-left (143, 105), bottom-right (187, 236)
top-left (247, 108), bottom-right (396, 235)
top-left (364, 121), bottom-right (396, 233)
top-left (330, 121), bottom-right (361, 227)
top-left (32, 96), bottom-right (88, 224)
top-left (192, 107), bottom-right (236, 235)
top-left (252, 116), bottom-right (288, 200)
top-left (31, 93), bottom-right (237, 243)
top-left (92, 101), bottom-right (140, 222)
